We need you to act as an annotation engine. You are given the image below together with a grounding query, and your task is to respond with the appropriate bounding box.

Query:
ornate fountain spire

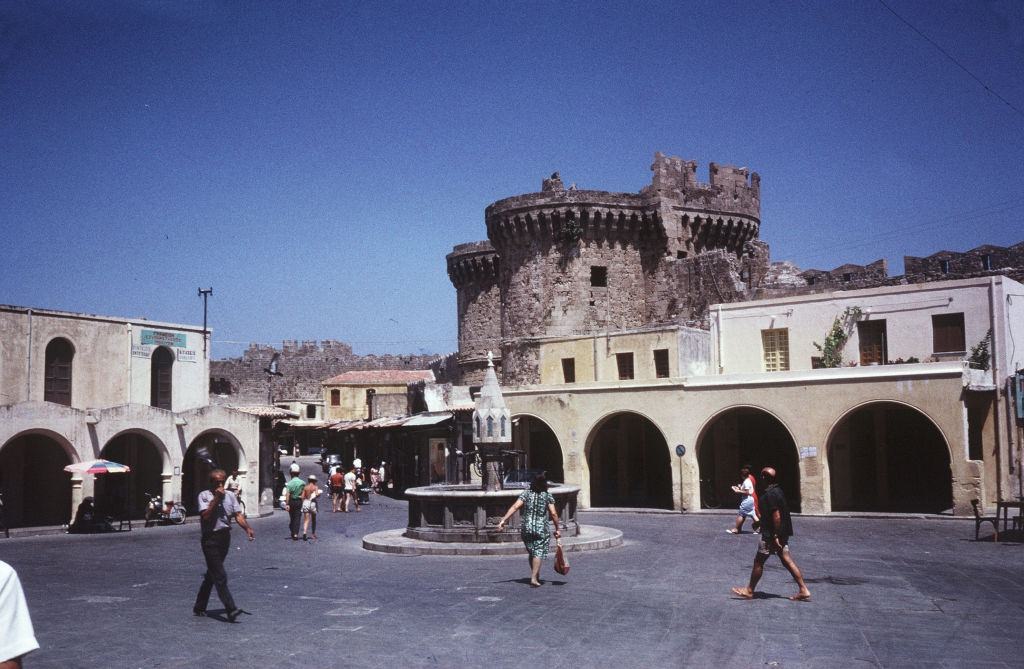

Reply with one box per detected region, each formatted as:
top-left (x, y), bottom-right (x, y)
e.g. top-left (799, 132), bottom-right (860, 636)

top-left (473, 351), bottom-right (511, 490)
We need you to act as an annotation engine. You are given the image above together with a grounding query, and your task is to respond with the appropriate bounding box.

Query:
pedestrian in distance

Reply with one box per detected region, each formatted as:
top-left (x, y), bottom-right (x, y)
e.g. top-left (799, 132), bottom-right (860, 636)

top-left (329, 467), bottom-right (345, 512)
top-left (284, 466), bottom-right (305, 540)
top-left (193, 469), bottom-right (255, 622)
top-left (343, 466), bottom-right (360, 512)
top-left (301, 474), bottom-right (321, 541)
top-left (0, 560), bottom-right (39, 667)
top-left (496, 472), bottom-right (561, 587)
top-left (225, 468), bottom-right (245, 516)
top-left (727, 464), bottom-right (759, 534)
top-left (731, 467), bottom-right (811, 602)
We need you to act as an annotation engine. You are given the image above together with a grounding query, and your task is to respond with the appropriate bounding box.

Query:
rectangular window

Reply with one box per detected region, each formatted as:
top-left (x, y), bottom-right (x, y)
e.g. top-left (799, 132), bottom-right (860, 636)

top-left (561, 358), bottom-right (576, 383)
top-left (653, 349), bottom-right (670, 378)
top-left (857, 320), bottom-right (887, 365)
top-left (982, 254), bottom-right (992, 270)
top-left (590, 266), bottom-right (608, 288)
top-left (616, 352), bottom-right (634, 380)
top-left (761, 328), bottom-right (790, 372)
top-left (940, 259), bottom-right (950, 274)
top-left (306, 404), bottom-right (317, 419)
top-left (330, 389), bottom-right (340, 406)
top-left (932, 313), bottom-right (966, 353)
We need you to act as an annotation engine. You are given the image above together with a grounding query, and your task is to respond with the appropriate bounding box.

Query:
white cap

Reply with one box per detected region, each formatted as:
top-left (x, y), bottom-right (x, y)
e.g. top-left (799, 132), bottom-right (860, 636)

top-left (289, 463), bottom-right (300, 474)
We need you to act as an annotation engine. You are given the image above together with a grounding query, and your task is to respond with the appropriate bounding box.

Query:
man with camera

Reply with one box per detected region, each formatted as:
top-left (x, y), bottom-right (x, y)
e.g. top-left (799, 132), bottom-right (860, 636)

top-left (193, 469), bottom-right (255, 621)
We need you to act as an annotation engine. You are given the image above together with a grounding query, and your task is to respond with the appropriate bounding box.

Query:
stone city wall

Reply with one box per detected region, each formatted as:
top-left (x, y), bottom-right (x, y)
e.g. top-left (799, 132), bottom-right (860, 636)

top-left (210, 340), bottom-right (437, 405)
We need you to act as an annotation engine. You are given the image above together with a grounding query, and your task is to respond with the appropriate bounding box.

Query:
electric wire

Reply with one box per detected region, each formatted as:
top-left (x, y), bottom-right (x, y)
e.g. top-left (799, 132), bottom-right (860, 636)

top-left (877, 0), bottom-right (1024, 120)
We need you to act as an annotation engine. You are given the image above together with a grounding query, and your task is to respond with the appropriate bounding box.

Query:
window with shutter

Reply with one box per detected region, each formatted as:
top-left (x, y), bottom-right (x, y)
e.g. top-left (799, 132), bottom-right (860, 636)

top-left (858, 320), bottom-right (887, 365)
top-left (761, 328), bottom-right (790, 372)
top-left (932, 313), bottom-right (966, 353)
top-left (616, 352), bottom-right (634, 380)
top-left (150, 347), bottom-right (174, 410)
top-left (44, 338), bottom-right (74, 406)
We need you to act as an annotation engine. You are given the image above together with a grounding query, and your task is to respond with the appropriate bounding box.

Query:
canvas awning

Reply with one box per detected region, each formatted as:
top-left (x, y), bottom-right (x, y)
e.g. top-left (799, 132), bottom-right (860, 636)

top-left (402, 412), bottom-right (453, 427)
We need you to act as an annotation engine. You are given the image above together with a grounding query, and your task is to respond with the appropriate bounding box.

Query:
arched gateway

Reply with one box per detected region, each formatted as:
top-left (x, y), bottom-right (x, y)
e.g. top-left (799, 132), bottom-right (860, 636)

top-left (512, 415), bottom-right (564, 483)
top-left (183, 431), bottom-right (240, 514)
top-left (96, 432), bottom-right (165, 520)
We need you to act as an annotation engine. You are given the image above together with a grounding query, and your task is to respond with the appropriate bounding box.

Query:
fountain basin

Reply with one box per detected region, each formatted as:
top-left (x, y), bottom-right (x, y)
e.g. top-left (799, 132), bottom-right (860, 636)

top-left (404, 483), bottom-right (581, 543)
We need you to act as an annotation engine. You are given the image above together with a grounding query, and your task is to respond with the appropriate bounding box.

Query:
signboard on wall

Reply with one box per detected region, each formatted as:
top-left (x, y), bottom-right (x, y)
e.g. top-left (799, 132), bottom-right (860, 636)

top-left (131, 344), bottom-right (152, 359)
top-left (176, 349), bottom-right (198, 363)
top-left (140, 329), bottom-right (187, 348)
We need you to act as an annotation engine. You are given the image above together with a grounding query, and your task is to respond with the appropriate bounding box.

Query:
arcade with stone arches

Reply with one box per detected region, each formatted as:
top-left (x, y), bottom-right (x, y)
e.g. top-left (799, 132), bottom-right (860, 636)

top-left (585, 411), bottom-right (673, 510)
top-left (826, 401), bottom-right (953, 514)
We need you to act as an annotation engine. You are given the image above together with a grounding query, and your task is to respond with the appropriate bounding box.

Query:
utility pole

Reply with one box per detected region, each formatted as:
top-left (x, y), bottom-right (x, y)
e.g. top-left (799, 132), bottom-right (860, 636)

top-left (198, 287), bottom-right (213, 354)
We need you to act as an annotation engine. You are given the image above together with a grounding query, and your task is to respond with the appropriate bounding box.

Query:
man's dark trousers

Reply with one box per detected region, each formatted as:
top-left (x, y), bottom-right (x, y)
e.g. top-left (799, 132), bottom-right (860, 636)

top-left (288, 499), bottom-right (302, 537)
top-left (195, 530), bottom-right (236, 612)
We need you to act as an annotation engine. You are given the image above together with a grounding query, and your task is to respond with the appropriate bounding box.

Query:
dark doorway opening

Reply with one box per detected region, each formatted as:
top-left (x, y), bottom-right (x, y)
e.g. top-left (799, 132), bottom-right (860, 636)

top-left (183, 434), bottom-right (239, 514)
top-left (587, 413), bottom-right (671, 509)
top-left (513, 416), bottom-right (564, 483)
top-left (828, 403), bottom-right (952, 513)
top-left (697, 408), bottom-right (801, 512)
top-left (0, 434), bottom-right (72, 527)
top-left (96, 433), bottom-right (163, 520)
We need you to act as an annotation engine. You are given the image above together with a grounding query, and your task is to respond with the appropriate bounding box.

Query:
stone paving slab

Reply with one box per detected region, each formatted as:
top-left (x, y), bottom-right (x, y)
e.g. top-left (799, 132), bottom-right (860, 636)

top-left (2, 458), bottom-right (1023, 668)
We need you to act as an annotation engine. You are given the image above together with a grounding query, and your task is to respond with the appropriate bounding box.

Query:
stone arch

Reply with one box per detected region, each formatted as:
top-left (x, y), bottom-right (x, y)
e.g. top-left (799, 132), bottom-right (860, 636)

top-left (96, 429), bottom-right (169, 520)
top-left (182, 429), bottom-right (242, 514)
top-left (826, 400), bottom-right (952, 513)
top-left (0, 429), bottom-right (77, 528)
top-left (512, 413), bottom-right (564, 483)
top-left (695, 405), bottom-right (801, 511)
top-left (584, 410), bottom-right (672, 509)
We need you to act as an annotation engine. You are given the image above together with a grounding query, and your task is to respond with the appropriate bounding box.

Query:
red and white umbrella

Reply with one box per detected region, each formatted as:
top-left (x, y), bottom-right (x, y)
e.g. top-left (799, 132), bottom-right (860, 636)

top-left (64, 459), bottom-right (132, 475)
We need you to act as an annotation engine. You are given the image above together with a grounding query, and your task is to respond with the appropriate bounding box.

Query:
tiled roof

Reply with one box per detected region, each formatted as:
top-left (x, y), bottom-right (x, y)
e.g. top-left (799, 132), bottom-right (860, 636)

top-left (229, 405), bottom-right (300, 418)
top-left (322, 370), bottom-right (435, 385)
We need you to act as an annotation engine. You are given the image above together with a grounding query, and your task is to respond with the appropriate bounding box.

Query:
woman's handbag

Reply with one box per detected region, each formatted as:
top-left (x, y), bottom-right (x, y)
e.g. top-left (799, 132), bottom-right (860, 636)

top-left (554, 538), bottom-right (570, 576)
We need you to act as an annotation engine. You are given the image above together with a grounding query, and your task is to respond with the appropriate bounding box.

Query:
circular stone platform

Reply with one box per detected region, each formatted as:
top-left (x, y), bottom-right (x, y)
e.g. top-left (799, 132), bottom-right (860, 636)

top-left (363, 524), bottom-right (623, 556)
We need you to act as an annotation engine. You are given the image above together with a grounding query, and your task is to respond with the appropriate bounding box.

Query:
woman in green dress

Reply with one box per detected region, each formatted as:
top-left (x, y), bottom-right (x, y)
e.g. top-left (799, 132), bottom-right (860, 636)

top-left (497, 473), bottom-right (562, 587)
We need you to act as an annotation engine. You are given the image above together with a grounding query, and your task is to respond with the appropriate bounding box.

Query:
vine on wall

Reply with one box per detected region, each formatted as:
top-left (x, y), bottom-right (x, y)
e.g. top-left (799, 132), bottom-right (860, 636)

top-left (812, 306), bottom-right (863, 368)
top-left (968, 329), bottom-right (992, 370)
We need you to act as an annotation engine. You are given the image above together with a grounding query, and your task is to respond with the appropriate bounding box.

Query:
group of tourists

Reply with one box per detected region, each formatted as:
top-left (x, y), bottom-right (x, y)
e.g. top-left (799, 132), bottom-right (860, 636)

top-left (327, 462), bottom-right (370, 513)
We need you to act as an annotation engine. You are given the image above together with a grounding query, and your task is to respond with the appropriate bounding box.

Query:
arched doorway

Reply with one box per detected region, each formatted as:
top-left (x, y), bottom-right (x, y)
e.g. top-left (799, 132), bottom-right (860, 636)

top-left (512, 416), bottom-right (564, 483)
top-left (586, 413), bottom-right (672, 509)
top-left (183, 432), bottom-right (240, 514)
top-left (828, 402), bottom-right (952, 513)
top-left (697, 407), bottom-right (801, 512)
top-left (151, 346), bottom-right (173, 410)
top-left (0, 433), bottom-right (73, 528)
top-left (95, 432), bottom-right (164, 520)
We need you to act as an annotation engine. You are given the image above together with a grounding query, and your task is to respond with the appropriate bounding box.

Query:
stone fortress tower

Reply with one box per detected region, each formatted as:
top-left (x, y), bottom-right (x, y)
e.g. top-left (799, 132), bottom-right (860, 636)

top-left (448, 152), bottom-right (769, 385)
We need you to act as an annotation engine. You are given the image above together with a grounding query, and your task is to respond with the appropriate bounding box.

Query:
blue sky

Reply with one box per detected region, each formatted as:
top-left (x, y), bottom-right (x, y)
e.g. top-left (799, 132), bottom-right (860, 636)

top-left (2, 1), bottom-right (1022, 359)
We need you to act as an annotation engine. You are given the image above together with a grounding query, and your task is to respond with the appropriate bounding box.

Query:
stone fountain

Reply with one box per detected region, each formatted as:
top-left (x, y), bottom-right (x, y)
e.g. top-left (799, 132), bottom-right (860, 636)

top-left (363, 354), bottom-right (621, 555)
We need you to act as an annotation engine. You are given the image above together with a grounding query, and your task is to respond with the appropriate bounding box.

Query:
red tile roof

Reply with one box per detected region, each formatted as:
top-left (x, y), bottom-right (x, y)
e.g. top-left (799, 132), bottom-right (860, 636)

top-left (322, 370), bottom-right (435, 385)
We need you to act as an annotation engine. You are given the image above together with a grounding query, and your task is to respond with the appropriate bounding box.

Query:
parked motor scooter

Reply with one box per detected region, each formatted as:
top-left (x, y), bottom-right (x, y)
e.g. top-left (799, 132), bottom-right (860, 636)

top-left (144, 493), bottom-right (187, 527)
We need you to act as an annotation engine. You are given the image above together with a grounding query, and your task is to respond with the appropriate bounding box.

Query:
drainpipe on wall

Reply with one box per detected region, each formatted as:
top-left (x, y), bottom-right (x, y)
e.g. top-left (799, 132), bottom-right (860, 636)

top-left (26, 309), bottom-right (32, 400)
top-left (127, 323), bottom-right (133, 404)
top-left (716, 305), bottom-right (724, 374)
top-left (987, 277), bottom-right (1004, 502)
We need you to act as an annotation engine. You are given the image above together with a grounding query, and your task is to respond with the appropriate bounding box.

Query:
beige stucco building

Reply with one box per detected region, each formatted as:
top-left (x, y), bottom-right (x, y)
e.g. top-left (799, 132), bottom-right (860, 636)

top-left (322, 370), bottom-right (434, 421)
top-left (501, 276), bottom-right (1024, 516)
top-left (0, 305), bottom-right (261, 528)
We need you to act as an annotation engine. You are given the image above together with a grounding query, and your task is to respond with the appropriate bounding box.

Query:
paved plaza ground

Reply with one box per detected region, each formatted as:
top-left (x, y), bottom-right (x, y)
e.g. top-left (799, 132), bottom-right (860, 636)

top-left (3, 458), bottom-right (1023, 668)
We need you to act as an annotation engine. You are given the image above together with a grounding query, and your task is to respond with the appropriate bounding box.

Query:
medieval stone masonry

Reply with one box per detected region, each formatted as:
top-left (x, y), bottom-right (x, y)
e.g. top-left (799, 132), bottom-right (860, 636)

top-left (209, 339), bottom-right (437, 405)
top-left (447, 152), bottom-right (1024, 386)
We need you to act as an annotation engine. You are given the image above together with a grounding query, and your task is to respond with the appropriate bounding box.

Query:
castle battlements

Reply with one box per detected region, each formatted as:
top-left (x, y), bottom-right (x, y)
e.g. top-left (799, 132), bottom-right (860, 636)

top-left (445, 241), bottom-right (500, 288)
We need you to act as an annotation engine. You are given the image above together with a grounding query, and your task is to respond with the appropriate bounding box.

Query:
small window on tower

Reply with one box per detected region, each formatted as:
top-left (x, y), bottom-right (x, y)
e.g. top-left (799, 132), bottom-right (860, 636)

top-left (842, 273), bottom-right (852, 282)
top-left (982, 254), bottom-right (992, 270)
top-left (590, 266), bottom-right (608, 288)
top-left (616, 352), bottom-right (634, 380)
top-left (653, 349), bottom-right (670, 378)
top-left (940, 260), bottom-right (950, 274)
top-left (561, 358), bottom-right (576, 383)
